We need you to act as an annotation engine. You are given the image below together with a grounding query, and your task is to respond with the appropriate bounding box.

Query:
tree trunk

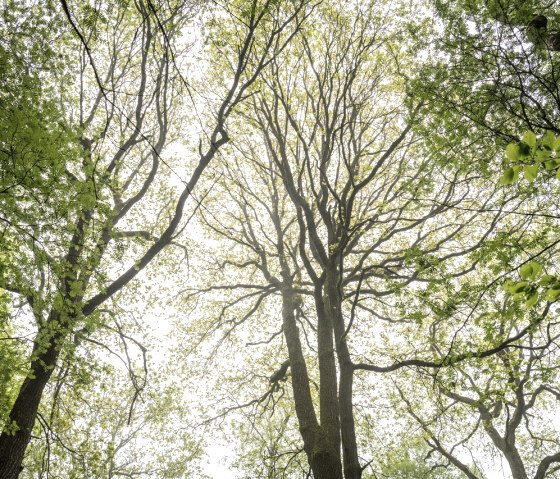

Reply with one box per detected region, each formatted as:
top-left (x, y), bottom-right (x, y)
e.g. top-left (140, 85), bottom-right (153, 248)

top-left (281, 284), bottom-right (343, 479)
top-left (280, 286), bottom-right (320, 470)
top-left (315, 283), bottom-right (343, 479)
top-left (309, 444), bottom-right (345, 479)
top-left (481, 418), bottom-right (528, 479)
top-left (338, 362), bottom-right (361, 479)
top-left (503, 445), bottom-right (528, 479)
top-left (0, 312), bottom-right (61, 478)
top-left (326, 270), bottom-right (362, 479)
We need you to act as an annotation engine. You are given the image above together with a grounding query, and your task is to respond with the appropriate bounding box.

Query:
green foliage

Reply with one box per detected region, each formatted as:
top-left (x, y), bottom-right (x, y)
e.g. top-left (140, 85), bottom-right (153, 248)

top-left (0, 292), bottom-right (25, 428)
top-left (499, 130), bottom-right (560, 184)
top-left (375, 441), bottom-right (462, 479)
top-left (2, 0), bottom-right (560, 478)
top-left (1, 0), bottom-right (204, 475)
top-left (496, 130), bottom-right (560, 311)
top-left (21, 358), bottom-right (205, 479)
top-left (519, 261), bottom-right (543, 280)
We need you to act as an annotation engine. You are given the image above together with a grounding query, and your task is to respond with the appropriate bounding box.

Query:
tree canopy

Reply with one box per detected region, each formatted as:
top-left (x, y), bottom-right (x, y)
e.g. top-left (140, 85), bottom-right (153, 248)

top-left (1, 0), bottom-right (559, 478)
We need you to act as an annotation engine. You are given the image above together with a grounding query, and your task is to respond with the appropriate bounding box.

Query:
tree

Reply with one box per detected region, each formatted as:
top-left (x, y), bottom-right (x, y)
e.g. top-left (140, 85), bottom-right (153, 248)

top-left (388, 126), bottom-right (560, 479)
top-left (4, 0), bottom-right (559, 476)
top-left (389, 0), bottom-right (560, 473)
top-left (394, 291), bottom-right (560, 478)
top-left (0, 0), bottom-right (312, 476)
top-left (176, 1), bottom-right (540, 477)
top-left (230, 402), bottom-right (310, 478)
top-left (22, 359), bottom-right (205, 479)
top-left (416, 0), bottom-right (560, 140)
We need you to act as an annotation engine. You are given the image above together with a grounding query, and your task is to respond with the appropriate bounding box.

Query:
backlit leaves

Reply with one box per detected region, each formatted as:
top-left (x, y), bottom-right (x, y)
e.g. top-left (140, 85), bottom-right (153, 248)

top-left (500, 130), bottom-right (560, 184)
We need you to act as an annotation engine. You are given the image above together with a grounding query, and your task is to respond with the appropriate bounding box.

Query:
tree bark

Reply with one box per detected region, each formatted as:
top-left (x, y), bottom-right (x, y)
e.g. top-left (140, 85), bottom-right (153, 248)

top-left (315, 282), bottom-right (343, 474)
top-left (481, 414), bottom-right (528, 479)
top-left (0, 312), bottom-right (61, 479)
top-left (326, 269), bottom-right (362, 479)
top-left (502, 445), bottom-right (528, 479)
top-left (281, 284), bottom-right (343, 479)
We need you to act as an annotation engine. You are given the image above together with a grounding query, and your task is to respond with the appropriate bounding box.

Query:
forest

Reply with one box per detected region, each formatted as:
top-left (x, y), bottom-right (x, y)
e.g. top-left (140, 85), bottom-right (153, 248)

top-left (1, 0), bottom-right (560, 478)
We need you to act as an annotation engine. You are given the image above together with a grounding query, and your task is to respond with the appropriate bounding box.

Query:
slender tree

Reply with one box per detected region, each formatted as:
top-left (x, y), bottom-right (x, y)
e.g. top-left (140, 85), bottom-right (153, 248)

top-left (395, 304), bottom-right (560, 479)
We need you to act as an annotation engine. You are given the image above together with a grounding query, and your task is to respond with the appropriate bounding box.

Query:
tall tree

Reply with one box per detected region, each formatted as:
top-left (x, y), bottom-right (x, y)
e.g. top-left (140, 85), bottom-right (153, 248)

top-left (0, 0), bottom-right (312, 476)
top-left (177, 1), bottom-right (538, 477)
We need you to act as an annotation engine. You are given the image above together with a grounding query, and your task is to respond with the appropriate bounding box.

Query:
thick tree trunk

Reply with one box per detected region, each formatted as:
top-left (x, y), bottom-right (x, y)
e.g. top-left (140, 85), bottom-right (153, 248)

top-left (0, 375), bottom-right (50, 479)
top-left (0, 312), bottom-right (61, 479)
top-left (309, 445), bottom-right (345, 479)
top-left (481, 416), bottom-right (528, 479)
top-left (281, 284), bottom-right (343, 479)
top-left (280, 286), bottom-right (320, 466)
top-left (503, 446), bottom-right (528, 479)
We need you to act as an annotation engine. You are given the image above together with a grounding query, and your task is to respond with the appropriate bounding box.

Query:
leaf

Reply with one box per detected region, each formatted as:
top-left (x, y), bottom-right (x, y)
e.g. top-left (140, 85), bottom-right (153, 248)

top-left (506, 143), bottom-right (520, 162)
top-left (499, 167), bottom-right (514, 185)
top-left (545, 284), bottom-right (560, 301)
top-left (519, 261), bottom-right (542, 280)
top-left (524, 164), bottom-right (538, 181)
top-left (556, 166), bottom-right (560, 180)
top-left (53, 295), bottom-right (64, 310)
top-left (541, 130), bottom-right (555, 150)
top-left (499, 165), bottom-right (521, 185)
top-left (539, 274), bottom-right (556, 285)
top-left (501, 279), bottom-right (514, 292)
top-left (510, 281), bottom-right (528, 294)
top-left (518, 141), bottom-right (531, 157)
top-left (544, 159), bottom-right (560, 170)
top-left (536, 148), bottom-right (552, 162)
top-left (506, 142), bottom-right (531, 162)
top-left (523, 131), bottom-right (537, 150)
top-left (525, 291), bottom-right (538, 308)
top-left (555, 135), bottom-right (560, 152)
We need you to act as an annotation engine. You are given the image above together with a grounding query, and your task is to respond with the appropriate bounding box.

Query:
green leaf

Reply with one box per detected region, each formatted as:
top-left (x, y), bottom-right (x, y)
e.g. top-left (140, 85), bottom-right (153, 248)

top-left (525, 291), bottom-right (538, 308)
top-left (536, 148), bottom-right (552, 162)
top-left (501, 279), bottom-right (514, 292)
top-left (510, 281), bottom-right (528, 294)
top-left (544, 159), bottom-right (560, 170)
top-left (53, 295), bottom-right (64, 310)
top-left (539, 274), bottom-right (556, 285)
top-left (524, 164), bottom-right (538, 182)
top-left (556, 166), bottom-right (560, 180)
top-left (523, 131), bottom-right (537, 150)
top-left (519, 261), bottom-right (542, 280)
top-left (541, 130), bottom-right (555, 150)
top-left (506, 142), bottom-right (531, 162)
top-left (518, 141), bottom-right (531, 157)
top-left (506, 143), bottom-right (520, 162)
top-left (554, 135), bottom-right (560, 152)
top-left (545, 284), bottom-right (560, 301)
top-left (499, 167), bottom-right (515, 185)
top-left (499, 165), bottom-right (521, 185)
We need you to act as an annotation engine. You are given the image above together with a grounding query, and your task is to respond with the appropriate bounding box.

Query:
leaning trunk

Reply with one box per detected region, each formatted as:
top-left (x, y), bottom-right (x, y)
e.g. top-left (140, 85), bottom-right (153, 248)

top-left (0, 312), bottom-right (63, 478)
